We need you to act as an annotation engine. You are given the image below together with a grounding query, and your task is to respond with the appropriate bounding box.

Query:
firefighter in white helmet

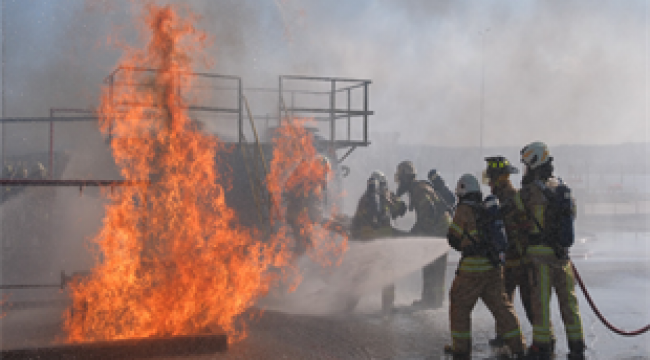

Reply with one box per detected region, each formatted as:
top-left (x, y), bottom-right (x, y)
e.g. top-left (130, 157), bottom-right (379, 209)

top-left (514, 141), bottom-right (585, 360)
top-left (350, 170), bottom-right (407, 313)
top-left (445, 174), bottom-right (525, 359)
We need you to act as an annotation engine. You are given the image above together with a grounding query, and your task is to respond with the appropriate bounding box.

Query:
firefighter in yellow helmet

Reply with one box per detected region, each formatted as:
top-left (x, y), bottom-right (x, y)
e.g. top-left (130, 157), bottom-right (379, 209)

top-left (482, 156), bottom-right (535, 348)
top-left (444, 174), bottom-right (525, 360)
top-left (515, 141), bottom-right (585, 360)
top-left (350, 170), bottom-right (407, 313)
top-left (394, 160), bottom-right (450, 309)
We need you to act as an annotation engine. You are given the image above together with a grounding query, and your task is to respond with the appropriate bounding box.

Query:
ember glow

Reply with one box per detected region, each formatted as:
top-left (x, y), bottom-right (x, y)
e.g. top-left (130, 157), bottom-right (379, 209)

top-left (64, 4), bottom-right (293, 342)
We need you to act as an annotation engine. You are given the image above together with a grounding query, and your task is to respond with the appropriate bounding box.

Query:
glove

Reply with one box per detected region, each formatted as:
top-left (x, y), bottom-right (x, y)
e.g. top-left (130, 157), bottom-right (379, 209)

top-left (393, 200), bottom-right (407, 219)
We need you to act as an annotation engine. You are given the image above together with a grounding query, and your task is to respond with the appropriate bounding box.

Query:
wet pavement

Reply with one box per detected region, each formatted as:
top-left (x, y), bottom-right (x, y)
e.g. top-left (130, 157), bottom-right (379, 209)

top-left (1, 232), bottom-right (649, 359)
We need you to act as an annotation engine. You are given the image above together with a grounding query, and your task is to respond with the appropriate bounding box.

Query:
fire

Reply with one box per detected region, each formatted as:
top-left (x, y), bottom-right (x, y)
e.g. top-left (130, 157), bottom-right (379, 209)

top-left (267, 119), bottom-right (348, 268)
top-left (65, 2), bottom-right (347, 344)
top-left (64, 4), bottom-right (291, 342)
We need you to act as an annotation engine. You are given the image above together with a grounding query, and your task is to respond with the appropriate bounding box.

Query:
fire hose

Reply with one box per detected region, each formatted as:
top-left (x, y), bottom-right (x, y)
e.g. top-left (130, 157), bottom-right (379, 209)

top-left (571, 262), bottom-right (650, 336)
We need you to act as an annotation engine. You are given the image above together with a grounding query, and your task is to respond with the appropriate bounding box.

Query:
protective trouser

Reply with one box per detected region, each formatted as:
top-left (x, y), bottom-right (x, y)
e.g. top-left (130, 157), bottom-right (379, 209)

top-left (528, 245), bottom-right (584, 351)
top-left (421, 252), bottom-right (448, 308)
top-left (494, 257), bottom-right (535, 337)
top-left (449, 257), bottom-right (525, 356)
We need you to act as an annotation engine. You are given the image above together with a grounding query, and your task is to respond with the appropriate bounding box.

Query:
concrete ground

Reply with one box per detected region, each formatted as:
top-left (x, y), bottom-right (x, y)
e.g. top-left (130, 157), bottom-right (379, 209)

top-left (1, 231), bottom-right (649, 359)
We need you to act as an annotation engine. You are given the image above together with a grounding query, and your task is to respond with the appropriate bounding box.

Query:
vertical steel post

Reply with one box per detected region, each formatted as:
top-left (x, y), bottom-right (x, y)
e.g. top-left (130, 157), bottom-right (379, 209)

top-left (278, 76), bottom-right (283, 126)
top-left (330, 80), bottom-right (335, 148)
top-left (363, 82), bottom-right (369, 144)
top-left (49, 109), bottom-right (53, 179)
top-left (238, 78), bottom-right (243, 143)
top-left (291, 91), bottom-right (294, 122)
top-left (347, 88), bottom-right (351, 141)
top-left (108, 75), bottom-right (114, 144)
top-left (1, 0), bottom-right (5, 177)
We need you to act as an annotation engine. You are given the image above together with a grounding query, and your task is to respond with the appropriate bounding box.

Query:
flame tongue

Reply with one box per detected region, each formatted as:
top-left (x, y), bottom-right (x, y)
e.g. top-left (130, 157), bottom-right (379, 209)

top-left (65, 4), bottom-right (288, 343)
top-left (66, 3), bottom-right (347, 344)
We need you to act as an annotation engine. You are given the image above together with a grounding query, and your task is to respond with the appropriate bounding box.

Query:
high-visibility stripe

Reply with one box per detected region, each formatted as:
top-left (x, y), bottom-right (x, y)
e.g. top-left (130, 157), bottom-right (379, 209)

top-left (502, 328), bottom-right (522, 339)
top-left (450, 222), bottom-right (463, 236)
top-left (533, 263), bottom-right (553, 344)
top-left (451, 331), bottom-right (471, 339)
top-left (528, 245), bottom-right (554, 256)
top-left (459, 257), bottom-right (493, 272)
top-left (565, 262), bottom-right (584, 341)
top-left (514, 193), bottom-right (524, 211)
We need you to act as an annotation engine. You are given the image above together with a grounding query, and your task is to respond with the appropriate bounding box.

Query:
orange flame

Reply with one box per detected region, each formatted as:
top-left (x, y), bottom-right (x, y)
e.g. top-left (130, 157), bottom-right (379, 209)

top-left (64, 4), bottom-right (291, 343)
top-left (267, 119), bottom-right (348, 268)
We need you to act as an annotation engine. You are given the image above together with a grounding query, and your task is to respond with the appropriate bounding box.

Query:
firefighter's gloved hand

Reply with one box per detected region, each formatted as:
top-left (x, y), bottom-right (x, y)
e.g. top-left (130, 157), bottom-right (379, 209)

top-left (393, 201), bottom-right (407, 219)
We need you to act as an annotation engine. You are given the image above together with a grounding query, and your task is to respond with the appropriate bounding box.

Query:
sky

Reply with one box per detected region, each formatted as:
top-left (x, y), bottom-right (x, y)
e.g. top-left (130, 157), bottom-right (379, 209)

top-left (0, 0), bottom-right (648, 151)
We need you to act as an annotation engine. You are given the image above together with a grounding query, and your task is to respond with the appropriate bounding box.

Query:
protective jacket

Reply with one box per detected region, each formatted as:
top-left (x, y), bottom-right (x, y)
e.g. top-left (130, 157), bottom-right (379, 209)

top-left (446, 200), bottom-right (525, 356)
top-left (408, 180), bottom-right (450, 237)
top-left (351, 188), bottom-right (405, 240)
top-left (514, 177), bottom-right (584, 351)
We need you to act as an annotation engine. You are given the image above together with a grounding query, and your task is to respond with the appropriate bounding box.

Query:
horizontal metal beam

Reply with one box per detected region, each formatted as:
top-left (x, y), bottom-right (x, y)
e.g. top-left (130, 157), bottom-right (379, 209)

top-left (105, 66), bottom-right (241, 83)
top-left (280, 75), bottom-right (372, 83)
top-left (285, 108), bottom-right (374, 116)
top-left (0, 333), bottom-right (228, 360)
top-left (0, 116), bottom-right (98, 123)
top-left (0, 179), bottom-right (149, 187)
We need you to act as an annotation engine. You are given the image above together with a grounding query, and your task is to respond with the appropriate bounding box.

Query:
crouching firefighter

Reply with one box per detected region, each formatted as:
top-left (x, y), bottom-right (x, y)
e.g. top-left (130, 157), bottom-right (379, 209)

top-left (394, 161), bottom-right (451, 309)
top-left (483, 156), bottom-right (535, 348)
top-left (445, 174), bottom-right (526, 360)
top-left (350, 170), bottom-right (407, 313)
top-left (516, 142), bottom-right (586, 360)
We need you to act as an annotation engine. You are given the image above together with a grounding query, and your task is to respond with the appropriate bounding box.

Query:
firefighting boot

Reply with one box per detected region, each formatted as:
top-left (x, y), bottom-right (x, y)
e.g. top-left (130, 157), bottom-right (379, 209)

top-left (443, 345), bottom-right (470, 360)
top-left (526, 344), bottom-right (554, 360)
top-left (567, 341), bottom-right (586, 360)
top-left (489, 335), bottom-right (505, 347)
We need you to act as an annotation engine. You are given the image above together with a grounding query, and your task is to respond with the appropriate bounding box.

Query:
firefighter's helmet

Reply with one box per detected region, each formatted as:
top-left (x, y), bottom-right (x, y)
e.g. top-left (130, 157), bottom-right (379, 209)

top-left (370, 170), bottom-right (387, 185)
top-left (520, 141), bottom-right (552, 170)
top-left (455, 173), bottom-right (481, 197)
top-left (394, 161), bottom-right (416, 184)
top-left (483, 156), bottom-right (518, 183)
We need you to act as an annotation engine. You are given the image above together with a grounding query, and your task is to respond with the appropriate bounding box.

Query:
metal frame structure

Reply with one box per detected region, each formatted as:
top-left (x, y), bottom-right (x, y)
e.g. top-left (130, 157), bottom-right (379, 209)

top-left (278, 75), bottom-right (373, 160)
top-left (104, 66), bottom-right (244, 142)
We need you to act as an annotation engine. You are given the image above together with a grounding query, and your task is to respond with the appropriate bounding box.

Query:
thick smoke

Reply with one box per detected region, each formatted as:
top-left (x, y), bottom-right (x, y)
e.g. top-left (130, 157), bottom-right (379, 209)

top-left (0, 0), bottom-right (647, 294)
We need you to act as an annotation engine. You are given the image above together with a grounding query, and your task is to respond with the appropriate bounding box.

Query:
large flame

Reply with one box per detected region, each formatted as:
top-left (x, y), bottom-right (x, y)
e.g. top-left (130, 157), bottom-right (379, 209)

top-left (64, 4), bottom-right (292, 342)
top-left (267, 119), bottom-right (347, 268)
top-left (65, 2), bottom-right (348, 343)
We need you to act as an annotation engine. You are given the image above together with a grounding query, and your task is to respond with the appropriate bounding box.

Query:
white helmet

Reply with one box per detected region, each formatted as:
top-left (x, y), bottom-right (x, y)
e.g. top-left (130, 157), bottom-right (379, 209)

top-left (520, 141), bottom-right (552, 170)
top-left (455, 173), bottom-right (481, 197)
top-left (370, 170), bottom-right (387, 184)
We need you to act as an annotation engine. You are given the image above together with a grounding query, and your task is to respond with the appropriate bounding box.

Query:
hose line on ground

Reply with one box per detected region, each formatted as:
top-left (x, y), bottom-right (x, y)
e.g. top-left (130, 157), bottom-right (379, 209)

top-left (571, 262), bottom-right (650, 336)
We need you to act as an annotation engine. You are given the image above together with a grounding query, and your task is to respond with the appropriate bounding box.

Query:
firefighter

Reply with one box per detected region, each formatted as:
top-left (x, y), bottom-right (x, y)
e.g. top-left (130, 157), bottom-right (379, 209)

top-left (482, 156), bottom-right (535, 347)
top-left (394, 160), bottom-right (450, 309)
top-left (445, 174), bottom-right (526, 360)
top-left (515, 142), bottom-right (585, 360)
top-left (427, 169), bottom-right (456, 212)
top-left (350, 170), bottom-right (407, 313)
top-left (285, 155), bottom-right (331, 259)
